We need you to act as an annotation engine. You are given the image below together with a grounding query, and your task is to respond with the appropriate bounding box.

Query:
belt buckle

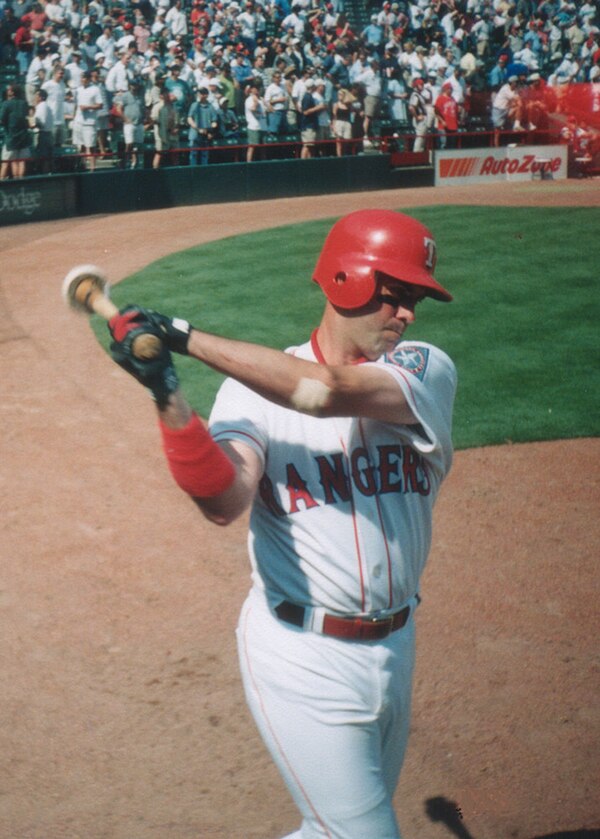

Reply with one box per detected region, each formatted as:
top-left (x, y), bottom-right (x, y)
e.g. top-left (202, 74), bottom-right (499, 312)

top-left (365, 614), bottom-right (394, 639)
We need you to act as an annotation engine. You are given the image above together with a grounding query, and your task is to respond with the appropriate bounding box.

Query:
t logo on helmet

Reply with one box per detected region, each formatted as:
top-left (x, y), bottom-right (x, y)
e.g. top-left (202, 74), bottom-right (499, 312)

top-left (424, 237), bottom-right (436, 271)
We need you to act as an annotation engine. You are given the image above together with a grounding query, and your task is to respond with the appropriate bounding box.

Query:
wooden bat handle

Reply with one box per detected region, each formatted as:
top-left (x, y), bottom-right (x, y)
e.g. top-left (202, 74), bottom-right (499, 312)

top-left (85, 284), bottom-right (163, 361)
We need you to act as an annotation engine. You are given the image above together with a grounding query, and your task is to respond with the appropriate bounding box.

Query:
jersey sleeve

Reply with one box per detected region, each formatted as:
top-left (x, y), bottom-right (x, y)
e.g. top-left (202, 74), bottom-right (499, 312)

top-left (372, 341), bottom-right (457, 473)
top-left (208, 376), bottom-right (269, 468)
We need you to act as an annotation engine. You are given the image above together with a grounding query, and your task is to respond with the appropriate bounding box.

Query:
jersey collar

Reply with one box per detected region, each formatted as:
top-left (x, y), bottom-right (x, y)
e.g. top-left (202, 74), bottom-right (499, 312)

top-left (310, 328), bottom-right (369, 365)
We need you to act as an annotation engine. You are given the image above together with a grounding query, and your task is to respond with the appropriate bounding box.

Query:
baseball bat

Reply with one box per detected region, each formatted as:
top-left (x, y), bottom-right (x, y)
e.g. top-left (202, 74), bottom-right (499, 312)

top-left (62, 265), bottom-right (162, 360)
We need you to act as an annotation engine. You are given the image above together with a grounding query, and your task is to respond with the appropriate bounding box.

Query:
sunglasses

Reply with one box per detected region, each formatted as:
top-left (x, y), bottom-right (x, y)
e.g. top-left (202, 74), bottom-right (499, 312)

top-left (376, 288), bottom-right (425, 309)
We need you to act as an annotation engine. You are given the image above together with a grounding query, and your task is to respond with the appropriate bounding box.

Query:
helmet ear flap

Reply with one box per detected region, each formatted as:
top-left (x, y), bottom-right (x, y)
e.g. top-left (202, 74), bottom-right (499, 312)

top-left (317, 260), bottom-right (378, 309)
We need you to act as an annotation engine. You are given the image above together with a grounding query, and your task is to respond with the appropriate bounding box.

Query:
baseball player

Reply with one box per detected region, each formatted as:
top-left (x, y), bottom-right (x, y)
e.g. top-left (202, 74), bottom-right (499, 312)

top-left (108, 210), bottom-right (457, 839)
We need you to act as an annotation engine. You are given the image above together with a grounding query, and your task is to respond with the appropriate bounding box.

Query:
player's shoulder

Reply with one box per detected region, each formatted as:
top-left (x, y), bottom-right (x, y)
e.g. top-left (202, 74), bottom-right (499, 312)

top-left (284, 338), bottom-right (314, 361)
top-left (381, 340), bottom-right (456, 384)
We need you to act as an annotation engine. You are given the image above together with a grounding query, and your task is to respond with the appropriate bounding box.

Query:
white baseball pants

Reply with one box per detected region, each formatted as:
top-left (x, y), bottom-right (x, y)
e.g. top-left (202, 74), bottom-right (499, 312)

top-left (236, 589), bottom-right (417, 839)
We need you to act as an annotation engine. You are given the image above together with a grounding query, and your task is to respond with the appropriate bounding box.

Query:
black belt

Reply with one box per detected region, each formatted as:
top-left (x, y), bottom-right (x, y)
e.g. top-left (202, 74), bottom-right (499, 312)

top-left (275, 600), bottom-right (411, 641)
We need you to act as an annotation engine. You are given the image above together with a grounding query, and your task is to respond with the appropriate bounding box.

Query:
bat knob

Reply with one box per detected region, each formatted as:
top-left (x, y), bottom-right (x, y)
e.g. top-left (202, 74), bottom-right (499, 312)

top-left (62, 264), bottom-right (109, 313)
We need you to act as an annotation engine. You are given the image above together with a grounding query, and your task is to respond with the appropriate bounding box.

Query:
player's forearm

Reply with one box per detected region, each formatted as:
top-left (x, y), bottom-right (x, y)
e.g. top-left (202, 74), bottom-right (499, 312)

top-left (186, 328), bottom-right (332, 412)
top-left (185, 328), bottom-right (415, 423)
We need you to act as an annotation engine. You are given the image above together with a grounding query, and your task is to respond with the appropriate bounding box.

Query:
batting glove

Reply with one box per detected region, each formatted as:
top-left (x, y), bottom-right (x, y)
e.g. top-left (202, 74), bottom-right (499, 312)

top-left (109, 307), bottom-right (180, 409)
top-left (145, 310), bottom-right (193, 356)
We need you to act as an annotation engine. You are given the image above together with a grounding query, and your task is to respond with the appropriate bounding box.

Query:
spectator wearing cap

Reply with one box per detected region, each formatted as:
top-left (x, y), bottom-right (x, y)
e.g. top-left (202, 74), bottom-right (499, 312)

top-left (376, 2), bottom-right (395, 33)
top-left (356, 56), bottom-right (382, 140)
top-left (425, 42), bottom-right (448, 75)
top-left (471, 12), bottom-right (492, 60)
top-left (547, 16), bottom-right (564, 61)
top-left (151, 8), bottom-right (168, 37)
top-left (565, 16), bottom-right (586, 56)
top-left (231, 47), bottom-right (254, 113)
top-left (187, 86), bottom-right (218, 164)
top-left (264, 69), bottom-right (288, 135)
top-left (80, 29), bottom-right (100, 70)
top-left (328, 51), bottom-right (351, 89)
top-left (25, 46), bottom-right (49, 106)
top-left (193, 54), bottom-right (210, 90)
top-left (15, 18), bottom-right (35, 75)
top-left (251, 54), bottom-right (269, 91)
top-left (244, 80), bottom-right (266, 161)
top-left (206, 76), bottom-right (223, 109)
top-left (521, 72), bottom-right (557, 133)
top-left (423, 71), bottom-right (439, 131)
top-left (164, 61), bottom-right (191, 122)
top-left (89, 66), bottom-right (110, 154)
top-left (488, 53), bottom-right (509, 90)
top-left (397, 40), bottom-right (415, 77)
top-left (150, 88), bottom-right (178, 168)
top-left (349, 48), bottom-right (369, 84)
top-left (281, 5), bottom-right (306, 42)
top-left (31, 87), bottom-right (54, 173)
top-left (218, 63), bottom-right (236, 110)
top-left (82, 9), bottom-right (103, 42)
top-left (312, 77), bottom-right (331, 146)
top-left (361, 15), bottom-right (384, 56)
top-left (104, 50), bottom-right (133, 106)
top-left (216, 95), bottom-right (240, 142)
top-left (291, 67), bottom-right (314, 117)
top-left (513, 43), bottom-right (540, 72)
top-left (491, 75), bottom-right (522, 146)
top-left (115, 22), bottom-right (136, 54)
top-left (64, 50), bottom-right (85, 91)
top-left (550, 52), bottom-right (580, 85)
top-left (96, 24), bottom-right (117, 68)
top-left (73, 70), bottom-right (103, 170)
top-left (408, 76), bottom-right (428, 151)
top-left (440, 8), bottom-right (459, 49)
top-left (44, 0), bottom-right (66, 28)
top-left (445, 66), bottom-right (466, 111)
top-left (385, 66), bottom-right (409, 125)
top-left (298, 77), bottom-right (320, 158)
top-left (237, 1), bottom-right (259, 52)
top-left (434, 80), bottom-right (458, 149)
top-left (166, 0), bottom-right (188, 38)
top-left (42, 63), bottom-right (67, 146)
top-left (134, 18), bottom-right (151, 54)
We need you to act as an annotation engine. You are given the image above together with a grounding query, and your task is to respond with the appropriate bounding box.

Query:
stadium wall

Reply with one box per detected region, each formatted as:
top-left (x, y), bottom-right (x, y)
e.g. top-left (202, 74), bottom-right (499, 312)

top-left (0, 155), bottom-right (433, 227)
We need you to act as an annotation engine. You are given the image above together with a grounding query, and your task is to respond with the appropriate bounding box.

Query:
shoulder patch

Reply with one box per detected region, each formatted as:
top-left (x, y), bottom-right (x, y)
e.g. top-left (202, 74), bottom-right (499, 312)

top-left (385, 345), bottom-right (430, 381)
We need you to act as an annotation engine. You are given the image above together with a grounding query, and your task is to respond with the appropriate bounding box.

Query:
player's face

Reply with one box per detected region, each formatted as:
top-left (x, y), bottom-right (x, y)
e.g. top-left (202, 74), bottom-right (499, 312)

top-left (356, 279), bottom-right (425, 359)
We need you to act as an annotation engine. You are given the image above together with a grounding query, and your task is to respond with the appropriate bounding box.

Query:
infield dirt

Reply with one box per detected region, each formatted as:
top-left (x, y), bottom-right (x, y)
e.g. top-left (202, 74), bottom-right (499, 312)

top-left (1, 180), bottom-right (598, 839)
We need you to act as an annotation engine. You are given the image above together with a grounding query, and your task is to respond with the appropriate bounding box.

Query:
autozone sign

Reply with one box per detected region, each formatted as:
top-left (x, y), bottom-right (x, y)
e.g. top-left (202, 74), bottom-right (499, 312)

top-left (435, 145), bottom-right (567, 185)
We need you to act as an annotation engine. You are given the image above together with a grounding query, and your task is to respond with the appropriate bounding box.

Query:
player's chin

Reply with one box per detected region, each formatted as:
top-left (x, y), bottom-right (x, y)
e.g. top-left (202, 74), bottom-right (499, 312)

top-left (383, 329), bottom-right (404, 349)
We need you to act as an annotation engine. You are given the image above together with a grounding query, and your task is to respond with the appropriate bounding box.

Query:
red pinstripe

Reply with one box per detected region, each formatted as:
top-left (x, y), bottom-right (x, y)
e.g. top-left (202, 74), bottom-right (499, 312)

top-left (241, 604), bottom-right (332, 838)
top-left (357, 419), bottom-right (394, 609)
top-left (339, 435), bottom-right (367, 612)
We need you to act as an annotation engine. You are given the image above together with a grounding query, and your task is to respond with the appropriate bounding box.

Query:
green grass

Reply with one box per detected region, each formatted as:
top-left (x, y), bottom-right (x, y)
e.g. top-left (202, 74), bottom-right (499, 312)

top-left (92, 206), bottom-right (600, 450)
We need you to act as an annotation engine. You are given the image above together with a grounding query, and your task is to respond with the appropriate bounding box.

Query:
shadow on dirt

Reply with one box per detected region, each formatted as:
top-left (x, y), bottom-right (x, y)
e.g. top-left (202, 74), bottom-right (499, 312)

top-left (424, 796), bottom-right (599, 839)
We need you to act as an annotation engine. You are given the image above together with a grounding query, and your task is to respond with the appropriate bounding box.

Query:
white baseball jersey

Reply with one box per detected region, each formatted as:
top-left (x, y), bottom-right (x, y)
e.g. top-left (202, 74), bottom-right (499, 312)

top-left (209, 334), bottom-right (456, 616)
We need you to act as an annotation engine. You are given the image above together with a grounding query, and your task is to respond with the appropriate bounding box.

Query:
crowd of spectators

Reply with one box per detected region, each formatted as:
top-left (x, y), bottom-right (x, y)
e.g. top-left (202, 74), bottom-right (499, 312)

top-left (1, 0), bottom-right (599, 178)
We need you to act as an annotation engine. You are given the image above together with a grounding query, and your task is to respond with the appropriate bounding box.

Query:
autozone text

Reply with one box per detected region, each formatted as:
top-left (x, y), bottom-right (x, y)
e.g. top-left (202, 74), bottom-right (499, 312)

top-left (259, 444), bottom-right (431, 517)
top-left (480, 154), bottom-right (562, 175)
top-left (0, 187), bottom-right (42, 217)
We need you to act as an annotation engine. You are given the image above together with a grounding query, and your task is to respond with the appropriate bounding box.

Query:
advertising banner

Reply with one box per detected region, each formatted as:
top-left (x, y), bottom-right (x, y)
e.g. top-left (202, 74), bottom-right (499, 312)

top-left (0, 177), bottom-right (77, 226)
top-left (435, 145), bottom-right (568, 186)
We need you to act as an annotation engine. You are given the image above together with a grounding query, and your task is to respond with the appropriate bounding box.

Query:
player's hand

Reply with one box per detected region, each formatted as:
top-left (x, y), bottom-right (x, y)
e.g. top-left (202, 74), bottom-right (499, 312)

top-left (145, 309), bottom-right (193, 355)
top-left (110, 305), bottom-right (193, 355)
top-left (108, 306), bottom-right (180, 409)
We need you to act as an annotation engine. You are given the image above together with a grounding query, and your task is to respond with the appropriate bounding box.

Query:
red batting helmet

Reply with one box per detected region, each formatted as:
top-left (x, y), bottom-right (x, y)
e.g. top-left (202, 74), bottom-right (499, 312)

top-left (313, 209), bottom-right (452, 308)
